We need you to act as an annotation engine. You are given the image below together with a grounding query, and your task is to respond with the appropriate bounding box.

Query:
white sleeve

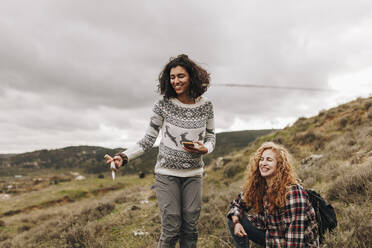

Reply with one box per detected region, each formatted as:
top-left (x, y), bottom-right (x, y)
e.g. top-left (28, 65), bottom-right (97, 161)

top-left (204, 102), bottom-right (216, 154)
top-left (122, 101), bottom-right (164, 161)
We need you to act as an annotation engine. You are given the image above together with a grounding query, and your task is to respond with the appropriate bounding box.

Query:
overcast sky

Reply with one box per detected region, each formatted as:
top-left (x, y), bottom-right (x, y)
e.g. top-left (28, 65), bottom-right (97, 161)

top-left (1, 0), bottom-right (372, 154)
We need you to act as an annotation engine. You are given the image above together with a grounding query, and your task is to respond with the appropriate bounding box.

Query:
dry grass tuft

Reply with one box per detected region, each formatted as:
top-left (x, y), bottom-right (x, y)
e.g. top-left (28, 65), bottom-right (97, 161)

top-left (327, 163), bottom-right (371, 203)
top-left (62, 223), bottom-right (104, 248)
top-left (79, 202), bottom-right (115, 223)
top-left (17, 225), bottom-right (31, 233)
top-left (223, 162), bottom-right (246, 179)
top-left (322, 204), bottom-right (372, 248)
top-left (0, 233), bottom-right (9, 242)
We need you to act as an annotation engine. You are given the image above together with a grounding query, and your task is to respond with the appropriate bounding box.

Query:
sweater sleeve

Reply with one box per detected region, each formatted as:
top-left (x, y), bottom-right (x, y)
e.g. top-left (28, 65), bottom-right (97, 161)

top-left (204, 101), bottom-right (216, 154)
top-left (121, 100), bottom-right (164, 161)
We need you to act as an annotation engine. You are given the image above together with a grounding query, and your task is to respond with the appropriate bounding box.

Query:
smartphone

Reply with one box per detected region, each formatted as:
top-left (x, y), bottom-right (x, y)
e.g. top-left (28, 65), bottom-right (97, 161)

top-left (182, 141), bottom-right (195, 149)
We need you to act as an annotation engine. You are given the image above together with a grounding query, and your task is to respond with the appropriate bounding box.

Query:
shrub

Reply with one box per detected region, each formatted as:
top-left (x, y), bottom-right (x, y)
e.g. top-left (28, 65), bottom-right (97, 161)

top-left (63, 223), bottom-right (103, 248)
top-left (80, 202), bottom-right (115, 222)
top-left (327, 164), bottom-right (372, 203)
top-left (294, 117), bottom-right (311, 132)
top-left (368, 107), bottom-right (372, 119)
top-left (223, 163), bottom-right (245, 179)
top-left (318, 110), bottom-right (326, 116)
top-left (17, 225), bottom-right (31, 233)
top-left (272, 137), bottom-right (283, 144)
top-left (363, 99), bottom-right (372, 110)
top-left (339, 118), bottom-right (348, 128)
top-left (293, 131), bottom-right (324, 147)
top-left (326, 110), bottom-right (336, 119)
top-left (299, 131), bottom-right (316, 144)
top-left (0, 233), bottom-right (9, 242)
top-left (0, 241), bottom-right (12, 248)
top-left (322, 204), bottom-right (372, 248)
top-left (297, 166), bottom-right (323, 188)
top-left (114, 195), bottom-right (129, 204)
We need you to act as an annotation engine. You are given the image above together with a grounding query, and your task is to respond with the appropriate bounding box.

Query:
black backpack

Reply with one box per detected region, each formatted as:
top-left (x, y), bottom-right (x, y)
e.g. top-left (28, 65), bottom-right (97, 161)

top-left (306, 189), bottom-right (338, 243)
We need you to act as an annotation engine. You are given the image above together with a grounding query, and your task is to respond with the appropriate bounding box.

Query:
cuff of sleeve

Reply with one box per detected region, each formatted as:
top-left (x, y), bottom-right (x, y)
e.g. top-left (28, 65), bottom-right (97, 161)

top-left (227, 212), bottom-right (240, 221)
top-left (123, 144), bottom-right (145, 161)
top-left (115, 152), bottom-right (128, 166)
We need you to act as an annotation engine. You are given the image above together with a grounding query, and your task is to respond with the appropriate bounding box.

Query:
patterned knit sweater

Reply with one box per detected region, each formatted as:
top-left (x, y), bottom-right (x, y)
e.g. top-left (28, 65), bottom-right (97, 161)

top-left (122, 96), bottom-right (215, 176)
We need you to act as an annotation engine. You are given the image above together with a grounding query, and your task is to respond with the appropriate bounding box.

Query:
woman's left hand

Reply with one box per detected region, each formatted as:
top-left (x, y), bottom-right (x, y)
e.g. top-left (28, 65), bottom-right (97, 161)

top-left (183, 141), bottom-right (208, 154)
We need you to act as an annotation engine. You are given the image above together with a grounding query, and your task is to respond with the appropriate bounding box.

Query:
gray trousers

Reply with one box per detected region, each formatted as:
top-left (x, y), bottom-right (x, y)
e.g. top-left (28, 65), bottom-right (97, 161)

top-left (155, 174), bottom-right (202, 248)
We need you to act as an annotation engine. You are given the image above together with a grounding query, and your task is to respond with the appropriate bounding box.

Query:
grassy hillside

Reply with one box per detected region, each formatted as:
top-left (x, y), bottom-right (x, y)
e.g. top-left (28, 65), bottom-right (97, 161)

top-left (202, 96), bottom-right (372, 248)
top-left (0, 97), bottom-right (370, 247)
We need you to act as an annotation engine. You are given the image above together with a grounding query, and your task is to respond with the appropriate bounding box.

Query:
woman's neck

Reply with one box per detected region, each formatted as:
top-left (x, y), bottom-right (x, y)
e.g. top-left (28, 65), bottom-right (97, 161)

top-left (177, 94), bottom-right (195, 104)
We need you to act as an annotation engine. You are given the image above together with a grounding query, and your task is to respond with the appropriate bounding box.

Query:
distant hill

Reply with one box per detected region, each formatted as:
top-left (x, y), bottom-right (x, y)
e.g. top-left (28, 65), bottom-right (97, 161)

top-left (0, 154), bottom-right (15, 159)
top-left (203, 129), bottom-right (275, 165)
top-left (0, 146), bottom-right (121, 176)
top-left (0, 129), bottom-right (273, 177)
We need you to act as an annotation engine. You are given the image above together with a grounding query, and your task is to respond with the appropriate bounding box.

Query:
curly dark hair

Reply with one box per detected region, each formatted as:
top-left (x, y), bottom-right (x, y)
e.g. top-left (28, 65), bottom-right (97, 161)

top-left (158, 54), bottom-right (210, 99)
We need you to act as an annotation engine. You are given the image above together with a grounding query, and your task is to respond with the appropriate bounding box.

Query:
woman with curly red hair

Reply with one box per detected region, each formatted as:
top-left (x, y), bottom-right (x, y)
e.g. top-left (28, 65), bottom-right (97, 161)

top-left (227, 142), bottom-right (319, 247)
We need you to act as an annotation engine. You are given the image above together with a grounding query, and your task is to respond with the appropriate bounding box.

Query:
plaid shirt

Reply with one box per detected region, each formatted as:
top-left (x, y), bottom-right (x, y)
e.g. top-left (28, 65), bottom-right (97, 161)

top-left (227, 184), bottom-right (319, 247)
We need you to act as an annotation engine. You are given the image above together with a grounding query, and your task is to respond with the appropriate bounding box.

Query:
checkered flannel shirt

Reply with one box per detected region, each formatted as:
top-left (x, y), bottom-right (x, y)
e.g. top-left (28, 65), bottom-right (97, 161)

top-left (227, 184), bottom-right (319, 247)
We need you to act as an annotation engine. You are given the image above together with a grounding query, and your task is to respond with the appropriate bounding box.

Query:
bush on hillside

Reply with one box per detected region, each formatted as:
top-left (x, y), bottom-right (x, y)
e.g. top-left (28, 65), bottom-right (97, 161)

top-left (297, 167), bottom-right (321, 188)
top-left (293, 131), bottom-right (325, 150)
top-left (79, 203), bottom-right (115, 223)
top-left (0, 233), bottom-right (9, 242)
top-left (223, 163), bottom-right (246, 179)
top-left (63, 223), bottom-right (104, 248)
top-left (368, 107), bottom-right (372, 119)
top-left (327, 163), bottom-right (371, 203)
top-left (339, 118), bottom-right (348, 129)
top-left (293, 117), bottom-right (312, 132)
top-left (326, 133), bottom-right (362, 161)
top-left (322, 203), bottom-right (371, 248)
top-left (363, 99), bottom-right (372, 110)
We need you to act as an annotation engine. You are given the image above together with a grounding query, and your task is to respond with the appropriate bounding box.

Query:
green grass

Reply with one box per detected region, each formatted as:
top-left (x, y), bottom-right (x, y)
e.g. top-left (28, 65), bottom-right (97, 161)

top-left (0, 175), bottom-right (150, 216)
top-left (0, 96), bottom-right (371, 248)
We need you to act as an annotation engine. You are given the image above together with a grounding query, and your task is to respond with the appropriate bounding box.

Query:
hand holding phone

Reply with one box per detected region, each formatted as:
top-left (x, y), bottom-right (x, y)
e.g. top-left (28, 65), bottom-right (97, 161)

top-left (182, 141), bottom-right (195, 149)
top-left (182, 141), bottom-right (207, 154)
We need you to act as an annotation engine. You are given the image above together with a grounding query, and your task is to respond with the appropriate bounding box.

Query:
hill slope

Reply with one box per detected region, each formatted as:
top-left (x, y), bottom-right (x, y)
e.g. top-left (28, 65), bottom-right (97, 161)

top-left (0, 97), bottom-right (370, 247)
top-left (204, 96), bottom-right (372, 247)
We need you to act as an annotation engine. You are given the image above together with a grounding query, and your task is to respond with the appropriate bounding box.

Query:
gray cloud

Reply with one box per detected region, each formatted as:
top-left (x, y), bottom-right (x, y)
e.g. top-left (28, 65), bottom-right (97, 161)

top-left (0, 0), bottom-right (371, 153)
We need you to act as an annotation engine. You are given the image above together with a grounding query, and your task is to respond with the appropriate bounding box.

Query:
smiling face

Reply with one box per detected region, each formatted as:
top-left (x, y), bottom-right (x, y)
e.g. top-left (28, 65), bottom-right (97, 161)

top-left (170, 66), bottom-right (190, 97)
top-left (259, 149), bottom-right (278, 180)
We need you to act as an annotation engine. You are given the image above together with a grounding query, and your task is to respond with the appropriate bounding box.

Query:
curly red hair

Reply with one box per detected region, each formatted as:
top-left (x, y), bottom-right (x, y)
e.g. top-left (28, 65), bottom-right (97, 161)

top-left (243, 142), bottom-right (297, 213)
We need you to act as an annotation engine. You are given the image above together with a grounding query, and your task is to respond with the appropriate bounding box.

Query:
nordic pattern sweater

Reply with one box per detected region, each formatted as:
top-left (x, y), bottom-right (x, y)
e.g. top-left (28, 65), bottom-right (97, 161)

top-left (122, 97), bottom-right (215, 177)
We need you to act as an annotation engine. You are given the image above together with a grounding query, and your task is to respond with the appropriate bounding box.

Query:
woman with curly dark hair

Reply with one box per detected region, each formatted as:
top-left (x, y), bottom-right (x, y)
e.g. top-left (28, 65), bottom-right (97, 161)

top-left (227, 142), bottom-right (319, 247)
top-left (106, 54), bottom-right (215, 248)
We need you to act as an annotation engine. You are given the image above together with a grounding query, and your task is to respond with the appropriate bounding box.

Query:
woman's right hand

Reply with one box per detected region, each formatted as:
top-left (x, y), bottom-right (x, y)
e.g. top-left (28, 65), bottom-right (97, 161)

top-left (104, 154), bottom-right (123, 169)
top-left (112, 155), bottom-right (123, 169)
top-left (234, 223), bottom-right (247, 237)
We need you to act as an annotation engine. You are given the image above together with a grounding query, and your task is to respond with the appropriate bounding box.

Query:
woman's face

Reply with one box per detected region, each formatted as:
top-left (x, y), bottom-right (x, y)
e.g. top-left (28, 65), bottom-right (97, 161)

top-left (170, 66), bottom-right (190, 97)
top-left (259, 149), bottom-right (278, 179)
